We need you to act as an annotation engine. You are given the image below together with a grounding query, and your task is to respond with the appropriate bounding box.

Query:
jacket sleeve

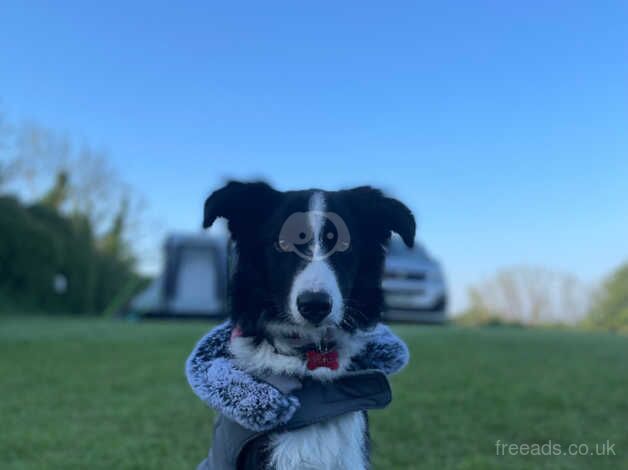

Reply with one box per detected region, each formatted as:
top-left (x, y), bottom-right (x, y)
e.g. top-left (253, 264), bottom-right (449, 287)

top-left (350, 323), bottom-right (410, 375)
top-left (185, 321), bottom-right (300, 432)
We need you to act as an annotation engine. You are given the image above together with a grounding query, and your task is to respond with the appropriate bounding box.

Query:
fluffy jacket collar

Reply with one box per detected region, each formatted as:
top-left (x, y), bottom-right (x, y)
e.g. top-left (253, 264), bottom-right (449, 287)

top-left (186, 321), bottom-right (409, 432)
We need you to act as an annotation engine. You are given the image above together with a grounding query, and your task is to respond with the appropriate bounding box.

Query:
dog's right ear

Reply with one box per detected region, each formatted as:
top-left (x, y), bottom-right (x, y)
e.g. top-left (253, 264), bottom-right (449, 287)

top-left (203, 181), bottom-right (281, 237)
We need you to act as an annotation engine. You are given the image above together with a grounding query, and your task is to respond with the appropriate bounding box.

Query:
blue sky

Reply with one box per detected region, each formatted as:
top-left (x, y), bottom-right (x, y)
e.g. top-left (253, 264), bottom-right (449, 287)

top-left (2, 1), bottom-right (627, 311)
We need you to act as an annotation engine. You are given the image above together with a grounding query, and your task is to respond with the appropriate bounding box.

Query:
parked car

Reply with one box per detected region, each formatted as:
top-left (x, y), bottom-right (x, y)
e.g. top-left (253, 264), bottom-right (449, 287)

top-left (382, 236), bottom-right (447, 323)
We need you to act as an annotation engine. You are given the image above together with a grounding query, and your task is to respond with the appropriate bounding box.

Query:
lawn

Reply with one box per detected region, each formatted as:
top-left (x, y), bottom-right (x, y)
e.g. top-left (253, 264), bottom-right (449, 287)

top-left (1, 315), bottom-right (627, 469)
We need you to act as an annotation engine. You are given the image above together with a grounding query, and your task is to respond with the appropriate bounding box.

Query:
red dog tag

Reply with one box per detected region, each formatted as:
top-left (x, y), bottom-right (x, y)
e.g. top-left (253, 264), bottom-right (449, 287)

top-left (306, 350), bottom-right (339, 370)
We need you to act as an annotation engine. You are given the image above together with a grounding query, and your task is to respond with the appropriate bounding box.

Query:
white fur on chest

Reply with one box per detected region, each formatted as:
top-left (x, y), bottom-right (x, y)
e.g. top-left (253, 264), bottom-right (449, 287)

top-left (229, 329), bottom-right (370, 469)
top-left (268, 411), bottom-right (366, 470)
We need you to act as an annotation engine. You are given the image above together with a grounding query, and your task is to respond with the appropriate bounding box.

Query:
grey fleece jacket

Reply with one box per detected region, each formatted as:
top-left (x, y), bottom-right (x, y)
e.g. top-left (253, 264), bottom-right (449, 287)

top-left (185, 321), bottom-right (409, 432)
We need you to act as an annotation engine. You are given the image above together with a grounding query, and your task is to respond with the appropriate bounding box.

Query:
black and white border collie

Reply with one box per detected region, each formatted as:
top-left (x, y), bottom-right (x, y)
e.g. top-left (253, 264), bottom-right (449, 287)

top-left (203, 181), bottom-right (415, 469)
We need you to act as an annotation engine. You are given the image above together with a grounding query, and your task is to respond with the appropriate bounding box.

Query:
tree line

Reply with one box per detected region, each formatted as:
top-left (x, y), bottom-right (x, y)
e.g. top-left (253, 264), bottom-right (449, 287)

top-left (457, 264), bottom-right (628, 333)
top-left (0, 111), bottom-right (147, 314)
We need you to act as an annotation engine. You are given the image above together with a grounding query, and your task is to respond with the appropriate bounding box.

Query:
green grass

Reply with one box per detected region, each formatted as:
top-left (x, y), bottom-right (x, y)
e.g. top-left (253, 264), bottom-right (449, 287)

top-left (1, 316), bottom-right (627, 469)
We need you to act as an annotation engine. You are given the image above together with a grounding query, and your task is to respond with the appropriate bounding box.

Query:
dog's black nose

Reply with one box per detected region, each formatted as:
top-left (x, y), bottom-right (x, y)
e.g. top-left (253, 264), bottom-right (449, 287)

top-left (297, 291), bottom-right (332, 325)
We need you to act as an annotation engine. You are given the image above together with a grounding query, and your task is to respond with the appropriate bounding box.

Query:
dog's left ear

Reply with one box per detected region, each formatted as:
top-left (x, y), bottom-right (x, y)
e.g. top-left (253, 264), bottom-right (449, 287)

top-left (203, 180), bottom-right (281, 239)
top-left (344, 186), bottom-right (416, 247)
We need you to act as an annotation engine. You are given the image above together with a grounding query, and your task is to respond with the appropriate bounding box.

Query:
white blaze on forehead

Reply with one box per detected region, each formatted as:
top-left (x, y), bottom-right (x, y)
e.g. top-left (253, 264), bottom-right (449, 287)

top-left (288, 192), bottom-right (343, 325)
top-left (308, 191), bottom-right (325, 257)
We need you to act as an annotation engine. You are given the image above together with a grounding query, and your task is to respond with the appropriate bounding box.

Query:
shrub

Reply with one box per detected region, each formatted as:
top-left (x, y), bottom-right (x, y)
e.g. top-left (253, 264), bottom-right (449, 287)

top-left (583, 262), bottom-right (628, 333)
top-left (0, 195), bottom-right (142, 314)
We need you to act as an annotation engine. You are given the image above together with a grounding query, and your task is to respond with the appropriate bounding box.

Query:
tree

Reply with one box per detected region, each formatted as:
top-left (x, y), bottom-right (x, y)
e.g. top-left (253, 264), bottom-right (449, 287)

top-left (100, 198), bottom-right (130, 260)
top-left (0, 108), bottom-right (152, 314)
top-left (0, 112), bottom-right (149, 251)
top-left (40, 171), bottom-right (69, 210)
top-left (583, 262), bottom-right (628, 332)
top-left (458, 266), bottom-right (591, 326)
top-left (0, 110), bottom-right (18, 187)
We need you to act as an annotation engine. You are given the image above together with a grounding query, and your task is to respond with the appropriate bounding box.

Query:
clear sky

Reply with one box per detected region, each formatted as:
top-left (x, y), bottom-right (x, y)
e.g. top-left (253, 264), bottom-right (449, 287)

top-left (2, 1), bottom-right (627, 312)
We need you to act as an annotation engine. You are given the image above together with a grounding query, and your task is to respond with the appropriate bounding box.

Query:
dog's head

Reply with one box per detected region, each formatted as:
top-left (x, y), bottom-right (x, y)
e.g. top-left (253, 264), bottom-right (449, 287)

top-left (203, 181), bottom-right (415, 376)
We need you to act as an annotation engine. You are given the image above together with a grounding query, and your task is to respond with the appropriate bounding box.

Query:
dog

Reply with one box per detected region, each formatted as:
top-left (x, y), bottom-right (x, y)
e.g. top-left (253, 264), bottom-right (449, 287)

top-left (201, 181), bottom-right (415, 469)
